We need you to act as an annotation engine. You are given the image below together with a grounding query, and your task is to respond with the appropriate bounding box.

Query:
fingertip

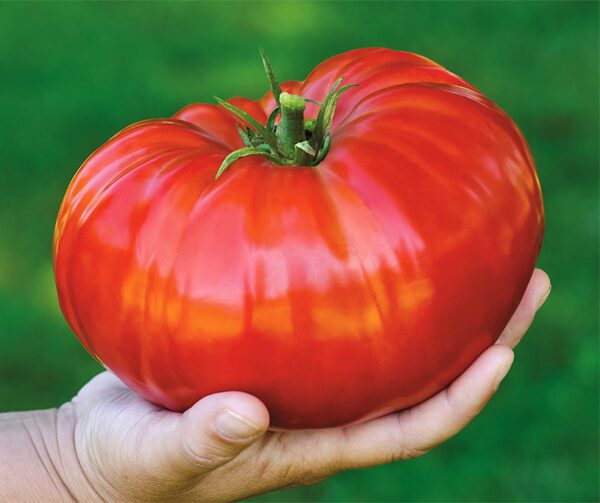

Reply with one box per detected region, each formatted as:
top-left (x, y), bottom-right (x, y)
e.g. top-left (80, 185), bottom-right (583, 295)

top-left (496, 269), bottom-right (550, 348)
top-left (187, 391), bottom-right (270, 441)
top-left (523, 268), bottom-right (551, 313)
top-left (452, 344), bottom-right (514, 401)
top-left (532, 267), bottom-right (550, 287)
top-left (175, 391), bottom-right (270, 472)
top-left (532, 268), bottom-right (551, 309)
top-left (489, 345), bottom-right (515, 390)
top-left (490, 343), bottom-right (515, 364)
top-left (215, 392), bottom-right (270, 440)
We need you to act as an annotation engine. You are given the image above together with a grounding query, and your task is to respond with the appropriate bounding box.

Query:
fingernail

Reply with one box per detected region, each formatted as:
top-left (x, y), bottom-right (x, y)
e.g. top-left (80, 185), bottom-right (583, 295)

top-left (216, 409), bottom-right (262, 440)
top-left (493, 360), bottom-right (513, 390)
top-left (537, 285), bottom-right (551, 309)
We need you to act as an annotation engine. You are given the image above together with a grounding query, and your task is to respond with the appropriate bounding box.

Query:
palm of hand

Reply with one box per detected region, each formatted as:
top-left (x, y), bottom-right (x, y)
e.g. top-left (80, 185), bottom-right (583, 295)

top-left (66, 270), bottom-right (549, 503)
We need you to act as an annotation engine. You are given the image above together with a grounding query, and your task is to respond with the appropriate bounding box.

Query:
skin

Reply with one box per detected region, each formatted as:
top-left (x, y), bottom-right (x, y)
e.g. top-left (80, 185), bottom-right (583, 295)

top-left (1, 269), bottom-right (550, 502)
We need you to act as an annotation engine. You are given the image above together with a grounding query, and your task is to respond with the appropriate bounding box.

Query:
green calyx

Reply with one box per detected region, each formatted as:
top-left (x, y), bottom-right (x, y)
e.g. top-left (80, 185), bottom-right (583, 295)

top-left (214, 49), bottom-right (356, 180)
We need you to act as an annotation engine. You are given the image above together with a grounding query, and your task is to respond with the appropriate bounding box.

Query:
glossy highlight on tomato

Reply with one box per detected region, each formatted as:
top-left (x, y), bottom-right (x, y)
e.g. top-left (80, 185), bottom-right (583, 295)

top-left (53, 48), bottom-right (544, 429)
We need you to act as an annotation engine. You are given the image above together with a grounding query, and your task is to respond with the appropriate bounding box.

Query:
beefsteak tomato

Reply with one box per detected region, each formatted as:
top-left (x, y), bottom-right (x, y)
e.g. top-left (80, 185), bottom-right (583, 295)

top-left (53, 48), bottom-right (543, 429)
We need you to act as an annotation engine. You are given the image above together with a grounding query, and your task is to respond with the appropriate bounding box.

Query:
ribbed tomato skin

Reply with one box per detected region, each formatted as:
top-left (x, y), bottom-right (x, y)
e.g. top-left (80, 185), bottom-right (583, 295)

top-left (53, 48), bottom-right (543, 429)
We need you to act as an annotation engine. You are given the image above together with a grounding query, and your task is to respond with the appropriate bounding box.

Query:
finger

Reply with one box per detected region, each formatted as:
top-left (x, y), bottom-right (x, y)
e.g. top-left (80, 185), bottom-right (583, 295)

top-left (281, 345), bottom-right (514, 474)
top-left (71, 371), bottom-right (135, 412)
top-left (389, 345), bottom-right (514, 455)
top-left (496, 268), bottom-right (551, 348)
top-left (142, 392), bottom-right (269, 477)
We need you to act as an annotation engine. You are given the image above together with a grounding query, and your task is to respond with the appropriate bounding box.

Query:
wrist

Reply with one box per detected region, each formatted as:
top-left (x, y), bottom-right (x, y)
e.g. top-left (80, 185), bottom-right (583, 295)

top-left (0, 405), bottom-right (101, 501)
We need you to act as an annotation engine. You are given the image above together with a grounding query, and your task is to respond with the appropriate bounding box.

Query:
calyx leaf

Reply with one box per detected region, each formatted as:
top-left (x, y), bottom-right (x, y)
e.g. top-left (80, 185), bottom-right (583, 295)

top-left (214, 51), bottom-right (356, 180)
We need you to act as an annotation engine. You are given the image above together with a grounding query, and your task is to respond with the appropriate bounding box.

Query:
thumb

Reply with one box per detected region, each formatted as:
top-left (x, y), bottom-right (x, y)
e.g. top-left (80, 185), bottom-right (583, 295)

top-left (176, 391), bottom-right (270, 474)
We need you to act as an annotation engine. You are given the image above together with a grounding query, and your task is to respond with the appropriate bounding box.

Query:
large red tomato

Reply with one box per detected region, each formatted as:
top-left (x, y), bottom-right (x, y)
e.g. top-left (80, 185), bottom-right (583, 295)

top-left (53, 48), bottom-right (543, 429)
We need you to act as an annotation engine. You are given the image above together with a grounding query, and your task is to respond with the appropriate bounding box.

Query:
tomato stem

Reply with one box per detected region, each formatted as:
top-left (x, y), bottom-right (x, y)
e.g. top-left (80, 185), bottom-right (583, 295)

top-left (214, 50), bottom-right (356, 180)
top-left (277, 92), bottom-right (307, 161)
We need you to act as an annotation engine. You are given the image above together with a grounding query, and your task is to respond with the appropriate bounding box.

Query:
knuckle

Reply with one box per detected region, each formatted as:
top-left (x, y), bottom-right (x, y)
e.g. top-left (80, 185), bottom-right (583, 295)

top-left (278, 462), bottom-right (310, 487)
top-left (393, 413), bottom-right (430, 461)
top-left (449, 387), bottom-right (485, 420)
top-left (398, 446), bottom-right (430, 461)
top-left (252, 451), bottom-right (307, 489)
top-left (444, 387), bottom-right (462, 410)
top-left (301, 456), bottom-right (340, 485)
top-left (256, 434), bottom-right (337, 489)
top-left (272, 437), bottom-right (314, 486)
top-left (280, 463), bottom-right (334, 489)
top-left (446, 387), bottom-right (477, 417)
top-left (181, 436), bottom-right (232, 470)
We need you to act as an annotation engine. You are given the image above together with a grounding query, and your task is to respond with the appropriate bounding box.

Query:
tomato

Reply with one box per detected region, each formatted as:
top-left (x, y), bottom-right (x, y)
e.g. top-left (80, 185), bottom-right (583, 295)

top-left (53, 48), bottom-right (544, 429)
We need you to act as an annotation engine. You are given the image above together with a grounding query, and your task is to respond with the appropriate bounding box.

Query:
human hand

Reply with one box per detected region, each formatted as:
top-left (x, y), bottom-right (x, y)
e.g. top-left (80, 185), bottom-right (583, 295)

top-left (49, 269), bottom-right (550, 502)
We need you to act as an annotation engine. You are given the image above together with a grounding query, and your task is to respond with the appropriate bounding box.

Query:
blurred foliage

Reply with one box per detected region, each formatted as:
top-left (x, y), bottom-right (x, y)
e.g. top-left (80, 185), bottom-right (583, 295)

top-left (0, 1), bottom-right (598, 501)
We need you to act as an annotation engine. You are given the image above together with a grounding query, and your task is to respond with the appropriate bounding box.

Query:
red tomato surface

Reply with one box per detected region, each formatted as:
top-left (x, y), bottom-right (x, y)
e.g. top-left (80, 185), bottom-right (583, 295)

top-left (53, 48), bottom-right (544, 429)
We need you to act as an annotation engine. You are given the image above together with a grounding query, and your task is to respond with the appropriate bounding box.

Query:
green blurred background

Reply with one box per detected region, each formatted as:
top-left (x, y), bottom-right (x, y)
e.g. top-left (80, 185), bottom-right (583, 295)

top-left (0, 1), bottom-right (598, 501)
